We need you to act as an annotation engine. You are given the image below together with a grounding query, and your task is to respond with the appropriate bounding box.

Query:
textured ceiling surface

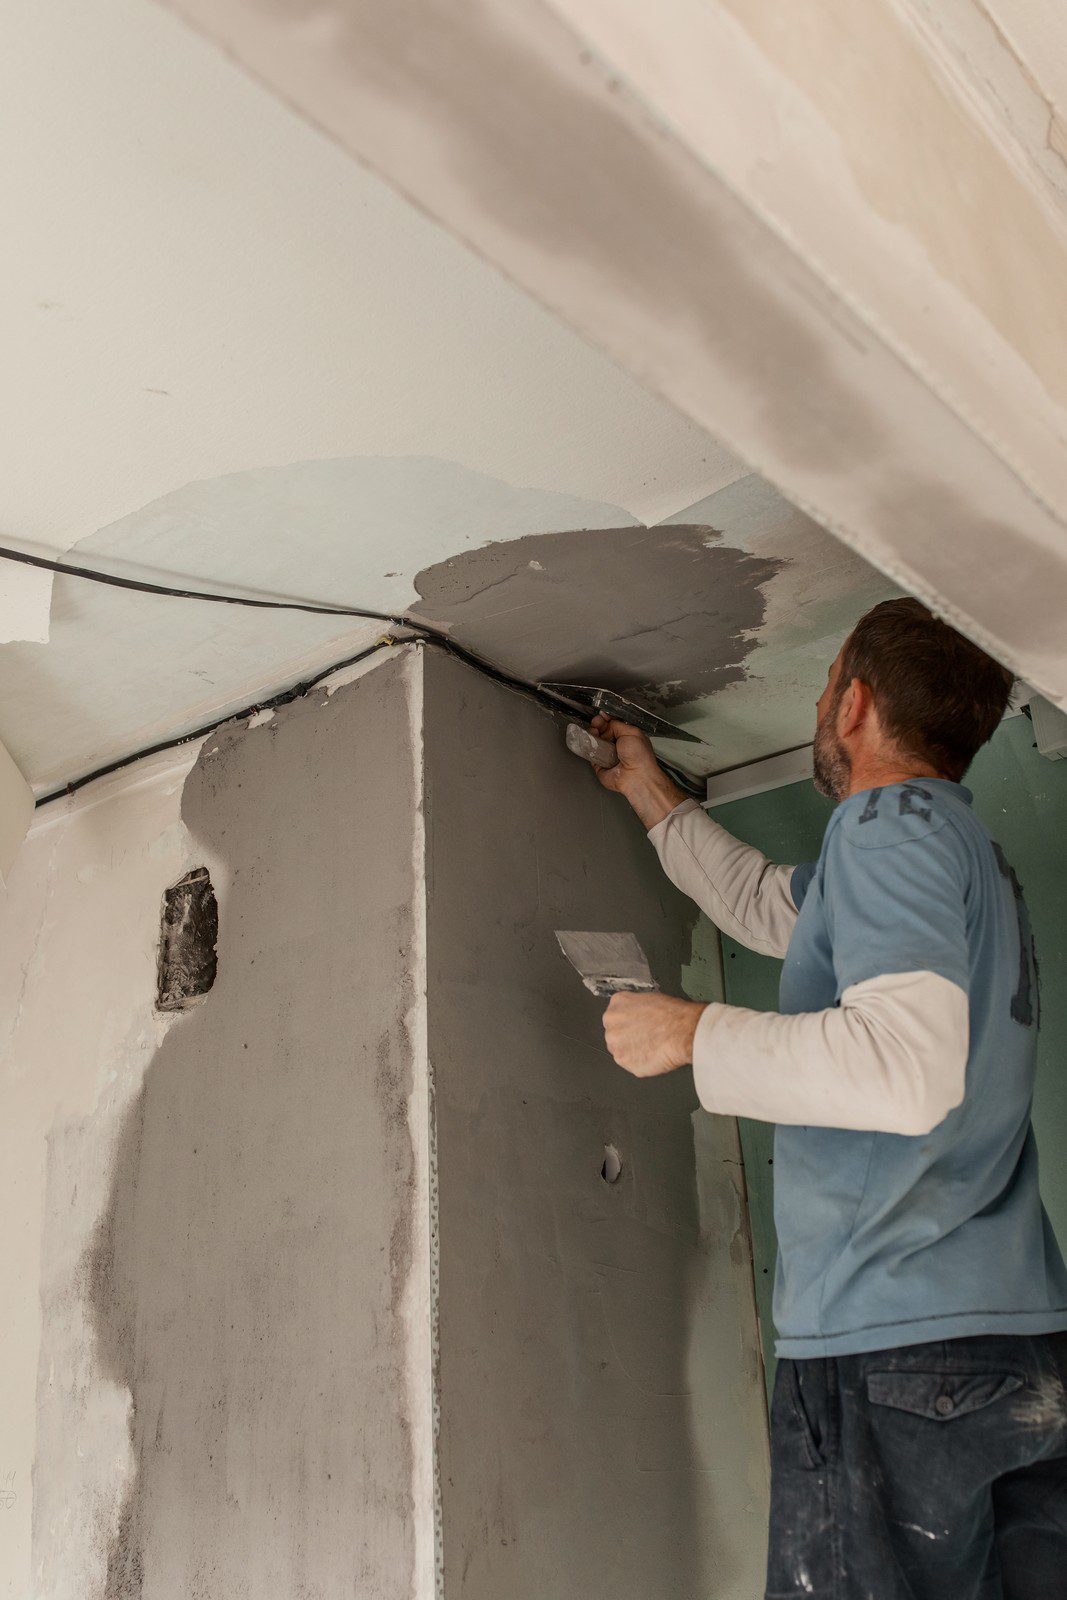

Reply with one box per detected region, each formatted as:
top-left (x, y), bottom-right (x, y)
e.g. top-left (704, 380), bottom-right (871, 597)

top-left (1, 459), bottom-right (891, 793)
top-left (0, 0), bottom-right (891, 794)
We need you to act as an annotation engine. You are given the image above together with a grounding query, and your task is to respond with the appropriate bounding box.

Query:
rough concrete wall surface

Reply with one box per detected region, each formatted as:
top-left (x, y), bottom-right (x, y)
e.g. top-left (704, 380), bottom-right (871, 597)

top-left (5, 644), bottom-right (768, 1598)
top-left (13, 651), bottom-right (432, 1598)
top-left (423, 650), bottom-right (769, 1599)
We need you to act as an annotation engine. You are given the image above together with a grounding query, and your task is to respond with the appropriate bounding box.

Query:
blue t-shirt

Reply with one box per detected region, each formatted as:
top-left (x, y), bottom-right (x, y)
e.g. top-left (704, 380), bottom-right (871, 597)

top-left (775, 778), bottom-right (1067, 1357)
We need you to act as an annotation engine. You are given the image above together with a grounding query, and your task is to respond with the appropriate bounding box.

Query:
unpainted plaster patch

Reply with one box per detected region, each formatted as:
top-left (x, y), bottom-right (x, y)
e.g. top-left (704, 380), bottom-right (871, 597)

top-left (411, 524), bottom-right (782, 710)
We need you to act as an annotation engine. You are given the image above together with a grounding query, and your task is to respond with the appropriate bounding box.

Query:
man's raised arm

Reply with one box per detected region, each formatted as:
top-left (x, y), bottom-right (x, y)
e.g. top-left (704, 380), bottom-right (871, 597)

top-left (591, 717), bottom-right (801, 959)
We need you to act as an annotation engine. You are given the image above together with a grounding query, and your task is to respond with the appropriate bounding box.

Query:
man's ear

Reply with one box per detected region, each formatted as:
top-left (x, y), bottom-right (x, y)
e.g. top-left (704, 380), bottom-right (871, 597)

top-left (838, 677), bottom-right (871, 738)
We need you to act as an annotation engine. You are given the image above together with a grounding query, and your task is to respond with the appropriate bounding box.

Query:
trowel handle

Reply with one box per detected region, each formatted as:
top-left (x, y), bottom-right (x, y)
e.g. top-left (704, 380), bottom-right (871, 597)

top-left (565, 722), bottom-right (619, 770)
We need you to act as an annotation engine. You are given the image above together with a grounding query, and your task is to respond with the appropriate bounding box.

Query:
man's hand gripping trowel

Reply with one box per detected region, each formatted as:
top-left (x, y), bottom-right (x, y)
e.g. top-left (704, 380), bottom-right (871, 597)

top-left (543, 681), bottom-right (704, 772)
top-left (550, 683), bottom-right (702, 998)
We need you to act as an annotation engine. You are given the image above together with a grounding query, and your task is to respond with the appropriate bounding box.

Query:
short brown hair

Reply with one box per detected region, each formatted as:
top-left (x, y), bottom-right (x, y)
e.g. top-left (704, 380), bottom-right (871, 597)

top-left (839, 598), bottom-right (1013, 781)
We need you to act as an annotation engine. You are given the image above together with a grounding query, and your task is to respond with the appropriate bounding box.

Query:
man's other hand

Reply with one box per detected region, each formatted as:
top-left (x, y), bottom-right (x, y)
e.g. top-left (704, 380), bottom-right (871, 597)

top-left (602, 992), bottom-right (705, 1077)
top-left (589, 714), bottom-right (687, 829)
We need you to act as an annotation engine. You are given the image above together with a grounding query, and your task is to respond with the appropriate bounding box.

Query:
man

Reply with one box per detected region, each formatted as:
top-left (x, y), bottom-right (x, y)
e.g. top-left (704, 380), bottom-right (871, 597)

top-left (592, 598), bottom-right (1067, 1600)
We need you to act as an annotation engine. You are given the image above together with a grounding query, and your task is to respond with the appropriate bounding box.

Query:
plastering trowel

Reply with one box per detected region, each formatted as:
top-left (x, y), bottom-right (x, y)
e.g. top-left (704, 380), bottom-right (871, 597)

top-left (555, 931), bottom-right (659, 997)
top-left (542, 681), bottom-right (702, 773)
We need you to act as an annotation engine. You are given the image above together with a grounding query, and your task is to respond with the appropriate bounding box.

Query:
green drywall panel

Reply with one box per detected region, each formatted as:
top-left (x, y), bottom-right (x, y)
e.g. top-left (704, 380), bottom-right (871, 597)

top-left (709, 715), bottom-right (1067, 1394)
top-left (710, 782), bottom-right (833, 1396)
top-left (967, 717), bottom-right (1067, 1235)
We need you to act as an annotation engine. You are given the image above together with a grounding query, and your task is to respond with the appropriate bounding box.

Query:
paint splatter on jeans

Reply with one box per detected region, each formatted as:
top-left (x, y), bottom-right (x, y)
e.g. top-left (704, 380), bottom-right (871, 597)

top-left (765, 1331), bottom-right (1067, 1599)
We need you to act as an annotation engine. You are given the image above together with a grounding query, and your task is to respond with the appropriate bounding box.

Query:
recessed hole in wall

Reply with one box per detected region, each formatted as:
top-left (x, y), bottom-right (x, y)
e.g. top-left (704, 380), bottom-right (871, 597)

top-left (601, 1144), bottom-right (623, 1185)
top-left (157, 867), bottom-right (218, 1012)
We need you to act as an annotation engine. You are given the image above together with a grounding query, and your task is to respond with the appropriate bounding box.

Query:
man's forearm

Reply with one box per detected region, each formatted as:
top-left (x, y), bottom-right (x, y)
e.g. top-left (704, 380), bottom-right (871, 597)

top-left (623, 767), bottom-right (688, 831)
top-left (593, 721), bottom-right (798, 952)
top-left (690, 971), bottom-right (969, 1135)
top-left (648, 800), bottom-right (799, 958)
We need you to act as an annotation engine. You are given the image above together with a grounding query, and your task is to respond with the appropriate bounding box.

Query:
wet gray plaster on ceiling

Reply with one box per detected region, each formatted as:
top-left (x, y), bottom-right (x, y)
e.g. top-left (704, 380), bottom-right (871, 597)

top-left (410, 523), bottom-right (783, 710)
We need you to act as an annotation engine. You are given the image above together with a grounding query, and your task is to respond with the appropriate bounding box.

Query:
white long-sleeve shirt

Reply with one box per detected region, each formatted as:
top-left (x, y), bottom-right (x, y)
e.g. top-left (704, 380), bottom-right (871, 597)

top-left (647, 799), bottom-right (968, 1136)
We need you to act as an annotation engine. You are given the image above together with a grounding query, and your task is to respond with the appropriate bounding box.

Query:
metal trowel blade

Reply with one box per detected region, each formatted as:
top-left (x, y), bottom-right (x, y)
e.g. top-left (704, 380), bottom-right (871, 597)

top-left (555, 931), bottom-right (658, 997)
top-left (539, 683), bottom-right (703, 744)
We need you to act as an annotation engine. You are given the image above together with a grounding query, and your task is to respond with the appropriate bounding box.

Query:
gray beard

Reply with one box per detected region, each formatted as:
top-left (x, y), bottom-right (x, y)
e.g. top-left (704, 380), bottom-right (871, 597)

top-left (812, 712), bottom-right (851, 802)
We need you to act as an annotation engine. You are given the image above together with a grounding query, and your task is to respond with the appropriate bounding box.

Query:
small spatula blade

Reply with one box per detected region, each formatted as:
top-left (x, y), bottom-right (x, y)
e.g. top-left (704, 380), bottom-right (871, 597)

top-left (555, 930), bottom-right (658, 997)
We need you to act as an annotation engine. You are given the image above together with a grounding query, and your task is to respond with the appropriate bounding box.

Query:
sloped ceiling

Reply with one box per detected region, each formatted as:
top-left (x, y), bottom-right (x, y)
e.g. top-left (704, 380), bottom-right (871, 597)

top-left (0, 0), bottom-right (891, 795)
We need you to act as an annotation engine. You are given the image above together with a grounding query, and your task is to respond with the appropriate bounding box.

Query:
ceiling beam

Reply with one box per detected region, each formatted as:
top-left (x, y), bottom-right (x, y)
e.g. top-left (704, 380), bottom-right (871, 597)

top-left (156, 0), bottom-right (1067, 702)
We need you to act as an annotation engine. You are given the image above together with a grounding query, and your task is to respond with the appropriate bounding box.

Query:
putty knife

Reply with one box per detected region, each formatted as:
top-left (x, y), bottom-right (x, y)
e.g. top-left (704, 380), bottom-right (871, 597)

top-left (555, 931), bottom-right (659, 997)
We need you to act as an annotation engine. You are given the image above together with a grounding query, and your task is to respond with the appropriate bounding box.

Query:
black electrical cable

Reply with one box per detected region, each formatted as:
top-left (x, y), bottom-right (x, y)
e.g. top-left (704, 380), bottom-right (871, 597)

top-left (33, 639), bottom-right (397, 806)
top-left (0, 541), bottom-right (410, 624)
top-left (0, 543), bottom-right (708, 806)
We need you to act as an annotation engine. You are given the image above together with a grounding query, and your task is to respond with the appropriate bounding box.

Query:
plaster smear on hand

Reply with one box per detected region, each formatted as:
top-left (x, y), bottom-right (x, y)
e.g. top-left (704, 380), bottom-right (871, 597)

top-left (411, 524), bottom-right (781, 710)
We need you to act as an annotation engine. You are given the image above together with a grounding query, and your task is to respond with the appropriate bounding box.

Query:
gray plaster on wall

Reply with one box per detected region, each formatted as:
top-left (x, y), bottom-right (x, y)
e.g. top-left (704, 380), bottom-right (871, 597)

top-left (422, 649), bottom-right (769, 1598)
top-left (34, 655), bottom-right (424, 1599)
top-left (30, 644), bottom-right (769, 1600)
top-left (412, 523), bottom-right (781, 710)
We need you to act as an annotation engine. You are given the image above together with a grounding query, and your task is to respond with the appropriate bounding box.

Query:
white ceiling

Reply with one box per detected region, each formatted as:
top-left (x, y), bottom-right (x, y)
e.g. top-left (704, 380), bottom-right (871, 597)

top-left (0, 0), bottom-right (739, 623)
top-left (0, 0), bottom-right (894, 793)
top-left (956, 0), bottom-right (1067, 158)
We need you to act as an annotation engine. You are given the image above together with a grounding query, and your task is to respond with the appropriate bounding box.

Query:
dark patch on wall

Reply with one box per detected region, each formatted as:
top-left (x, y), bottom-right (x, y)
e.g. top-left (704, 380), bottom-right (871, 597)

top-left (102, 1496), bottom-right (145, 1600)
top-left (410, 523), bottom-right (781, 710)
top-left (82, 1093), bottom-right (148, 1598)
top-left (156, 868), bottom-right (218, 1012)
top-left (60, 660), bottom-right (422, 1597)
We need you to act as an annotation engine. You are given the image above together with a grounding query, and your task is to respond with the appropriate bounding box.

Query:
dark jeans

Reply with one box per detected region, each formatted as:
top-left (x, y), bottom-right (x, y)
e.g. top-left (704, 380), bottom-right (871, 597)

top-left (766, 1331), bottom-right (1067, 1599)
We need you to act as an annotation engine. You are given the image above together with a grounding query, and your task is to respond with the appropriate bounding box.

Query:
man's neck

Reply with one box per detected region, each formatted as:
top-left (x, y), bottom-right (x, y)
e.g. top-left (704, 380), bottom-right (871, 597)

top-left (845, 758), bottom-right (945, 799)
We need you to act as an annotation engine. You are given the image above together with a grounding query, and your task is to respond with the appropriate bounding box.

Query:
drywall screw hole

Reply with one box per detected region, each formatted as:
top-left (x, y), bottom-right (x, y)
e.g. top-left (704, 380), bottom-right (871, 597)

top-left (601, 1144), bottom-right (623, 1185)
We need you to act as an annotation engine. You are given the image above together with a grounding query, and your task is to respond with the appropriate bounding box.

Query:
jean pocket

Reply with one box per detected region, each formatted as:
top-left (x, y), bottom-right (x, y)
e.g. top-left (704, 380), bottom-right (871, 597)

top-left (866, 1369), bottom-right (1023, 1422)
top-left (780, 1359), bottom-right (837, 1469)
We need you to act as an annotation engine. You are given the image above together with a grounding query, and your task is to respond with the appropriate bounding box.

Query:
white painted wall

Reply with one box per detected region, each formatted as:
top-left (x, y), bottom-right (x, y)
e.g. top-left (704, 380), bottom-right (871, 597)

top-left (0, 739), bottom-right (33, 884)
top-left (0, 745), bottom-right (201, 1595)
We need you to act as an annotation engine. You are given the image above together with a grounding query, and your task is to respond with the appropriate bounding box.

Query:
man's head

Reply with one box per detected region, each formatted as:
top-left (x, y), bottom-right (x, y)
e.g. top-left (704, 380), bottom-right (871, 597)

top-left (812, 598), bottom-right (1014, 802)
